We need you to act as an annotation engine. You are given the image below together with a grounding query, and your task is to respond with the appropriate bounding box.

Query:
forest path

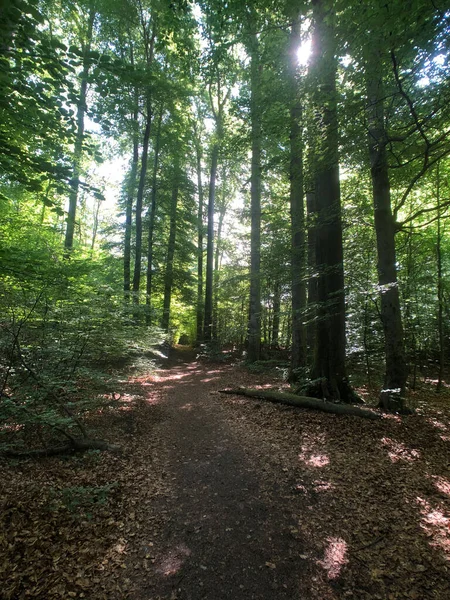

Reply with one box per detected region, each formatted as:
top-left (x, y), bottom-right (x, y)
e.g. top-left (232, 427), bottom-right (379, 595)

top-left (129, 346), bottom-right (313, 600)
top-left (121, 346), bottom-right (450, 600)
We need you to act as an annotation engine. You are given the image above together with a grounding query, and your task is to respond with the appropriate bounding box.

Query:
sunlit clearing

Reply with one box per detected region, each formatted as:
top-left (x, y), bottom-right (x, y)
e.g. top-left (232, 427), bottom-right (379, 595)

top-left (297, 38), bottom-right (312, 66)
top-left (416, 497), bottom-right (450, 559)
top-left (381, 437), bottom-right (421, 463)
top-left (155, 544), bottom-right (191, 576)
top-left (318, 537), bottom-right (348, 579)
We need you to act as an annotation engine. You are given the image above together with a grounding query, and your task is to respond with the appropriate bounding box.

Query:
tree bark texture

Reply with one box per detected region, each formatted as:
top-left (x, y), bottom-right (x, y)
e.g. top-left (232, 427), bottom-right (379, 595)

top-left (366, 48), bottom-right (408, 410)
top-left (310, 0), bottom-right (349, 400)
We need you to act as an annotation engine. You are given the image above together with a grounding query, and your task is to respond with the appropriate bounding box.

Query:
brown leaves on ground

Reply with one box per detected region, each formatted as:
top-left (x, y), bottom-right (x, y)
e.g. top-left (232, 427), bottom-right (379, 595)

top-left (216, 376), bottom-right (450, 599)
top-left (1, 355), bottom-right (449, 599)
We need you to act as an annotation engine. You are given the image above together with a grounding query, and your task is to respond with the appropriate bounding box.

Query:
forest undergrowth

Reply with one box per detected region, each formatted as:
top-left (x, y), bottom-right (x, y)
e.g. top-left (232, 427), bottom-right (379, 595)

top-left (1, 350), bottom-right (449, 600)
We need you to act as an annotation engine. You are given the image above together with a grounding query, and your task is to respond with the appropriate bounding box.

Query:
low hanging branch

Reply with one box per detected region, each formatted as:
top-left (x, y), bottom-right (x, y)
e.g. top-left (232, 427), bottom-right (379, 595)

top-left (219, 388), bottom-right (381, 420)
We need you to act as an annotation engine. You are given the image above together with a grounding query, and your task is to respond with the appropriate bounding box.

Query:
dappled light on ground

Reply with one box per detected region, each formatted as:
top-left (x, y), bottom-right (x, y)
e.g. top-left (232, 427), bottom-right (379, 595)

top-left (432, 475), bottom-right (450, 497)
top-left (154, 544), bottom-right (191, 576)
top-left (426, 416), bottom-right (448, 431)
top-left (299, 452), bottom-right (330, 468)
top-left (298, 435), bottom-right (330, 468)
top-left (313, 479), bottom-right (334, 492)
top-left (180, 403), bottom-right (193, 411)
top-left (2, 350), bottom-right (450, 600)
top-left (381, 437), bottom-right (421, 462)
top-left (416, 497), bottom-right (450, 559)
top-left (318, 537), bottom-right (348, 580)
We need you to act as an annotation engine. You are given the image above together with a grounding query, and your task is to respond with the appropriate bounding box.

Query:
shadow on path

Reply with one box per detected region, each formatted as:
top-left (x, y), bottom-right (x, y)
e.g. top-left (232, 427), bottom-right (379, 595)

top-left (137, 347), bottom-right (309, 600)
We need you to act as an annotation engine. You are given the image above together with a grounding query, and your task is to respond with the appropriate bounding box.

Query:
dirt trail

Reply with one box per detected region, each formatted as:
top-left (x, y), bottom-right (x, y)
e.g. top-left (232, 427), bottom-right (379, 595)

top-left (135, 347), bottom-right (307, 600)
top-left (122, 347), bottom-right (450, 600)
top-left (3, 348), bottom-right (449, 599)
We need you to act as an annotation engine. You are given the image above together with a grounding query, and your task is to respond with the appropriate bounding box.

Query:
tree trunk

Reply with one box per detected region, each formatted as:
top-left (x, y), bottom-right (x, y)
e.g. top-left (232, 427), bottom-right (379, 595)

top-left (212, 205), bottom-right (225, 340)
top-left (289, 18), bottom-right (307, 375)
top-left (310, 0), bottom-right (351, 401)
top-left (64, 7), bottom-right (95, 252)
top-left (195, 133), bottom-right (205, 344)
top-left (271, 280), bottom-right (281, 348)
top-left (219, 388), bottom-right (380, 420)
top-left (161, 164), bottom-right (179, 332)
top-left (247, 31), bottom-right (262, 362)
top-left (124, 74), bottom-right (139, 302)
top-left (436, 162), bottom-right (444, 392)
top-left (145, 103), bottom-right (164, 324)
top-left (132, 24), bottom-right (156, 307)
top-left (366, 48), bottom-right (408, 411)
top-left (203, 142), bottom-right (218, 340)
top-left (132, 100), bottom-right (152, 307)
top-left (306, 190), bottom-right (318, 360)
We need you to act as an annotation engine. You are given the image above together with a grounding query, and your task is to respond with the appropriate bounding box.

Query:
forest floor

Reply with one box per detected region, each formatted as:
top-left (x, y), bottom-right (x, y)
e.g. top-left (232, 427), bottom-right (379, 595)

top-left (1, 346), bottom-right (450, 600)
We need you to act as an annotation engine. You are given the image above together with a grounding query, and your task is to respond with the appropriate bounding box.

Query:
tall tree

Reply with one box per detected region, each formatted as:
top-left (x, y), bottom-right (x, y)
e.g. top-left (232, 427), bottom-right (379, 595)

top-left (161, 157), bottom-right (180, 331)
top-left (124, 46), bottom-right (140, 302)
top-left (146, 101), bottom-right (164, 323)
top-left (288, 14), bottom-right (307, 377)
top-left (132, 8), bottom-right (156, 305)
top-left (365, 43), bottom-right (408, 410)
top-left (64, 5), bottom-right (96, 251)
top-left (194, 115), bottom-right (205, 344)
top-left (203, 73), bottom-right (229, 340)
top-left (246, 17), bottom-right (262, 362)
top-left (308, 0), bottom-right (353, 400)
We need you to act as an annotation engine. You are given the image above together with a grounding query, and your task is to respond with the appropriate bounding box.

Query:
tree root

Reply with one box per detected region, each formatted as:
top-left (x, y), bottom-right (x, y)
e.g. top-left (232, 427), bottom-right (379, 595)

top-left (219, 387), bottom-right (381, 420)
top-left (1, 439), bottom-right (122, 458)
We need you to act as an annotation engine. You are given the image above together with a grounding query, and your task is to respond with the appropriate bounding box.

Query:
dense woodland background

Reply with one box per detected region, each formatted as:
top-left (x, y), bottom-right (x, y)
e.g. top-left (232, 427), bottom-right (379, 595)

top-left (1, 0), bottom-right (450, 452)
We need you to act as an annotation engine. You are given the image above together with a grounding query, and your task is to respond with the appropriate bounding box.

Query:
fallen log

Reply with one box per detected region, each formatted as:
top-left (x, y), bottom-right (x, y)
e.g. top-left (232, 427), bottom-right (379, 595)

top-left (219, 387), bottom-right (381, 420)
top-left (1, 439), bottom-right (122, 458)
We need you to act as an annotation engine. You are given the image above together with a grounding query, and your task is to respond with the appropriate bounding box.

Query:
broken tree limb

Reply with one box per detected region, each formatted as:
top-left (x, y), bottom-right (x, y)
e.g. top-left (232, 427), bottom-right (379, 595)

top-left (219, 387), bottom-right (381, 420)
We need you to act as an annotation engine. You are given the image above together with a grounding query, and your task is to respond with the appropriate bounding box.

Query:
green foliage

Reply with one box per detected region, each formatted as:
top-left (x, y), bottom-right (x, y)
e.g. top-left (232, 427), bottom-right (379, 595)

top-left (0, 199), bottom-right (164, 452)
top-left (0, 0), bottom-right (76, 191)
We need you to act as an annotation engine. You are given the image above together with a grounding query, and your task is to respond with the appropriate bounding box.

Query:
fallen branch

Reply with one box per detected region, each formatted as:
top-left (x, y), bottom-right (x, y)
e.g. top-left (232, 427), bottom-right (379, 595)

top-left (219, 388), bottom-right (381, 420)
top-left (1, 438), bottom-right (122, 458)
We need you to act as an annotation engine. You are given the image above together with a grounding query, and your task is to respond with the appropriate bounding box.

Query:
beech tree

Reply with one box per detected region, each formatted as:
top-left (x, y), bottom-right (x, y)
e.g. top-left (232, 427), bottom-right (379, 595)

top-left (307, 0), bottom-right (354, 401)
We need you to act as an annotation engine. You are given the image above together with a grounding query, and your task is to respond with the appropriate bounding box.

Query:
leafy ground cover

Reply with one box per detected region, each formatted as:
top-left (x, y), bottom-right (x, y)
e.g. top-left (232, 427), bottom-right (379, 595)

top-left (1, 348), bottom-right (449, 599)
